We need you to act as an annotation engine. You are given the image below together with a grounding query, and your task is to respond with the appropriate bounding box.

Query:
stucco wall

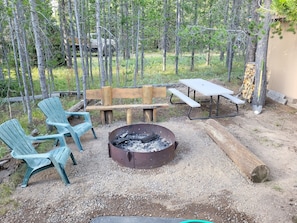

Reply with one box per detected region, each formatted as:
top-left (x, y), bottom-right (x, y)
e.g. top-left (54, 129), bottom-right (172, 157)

top-left (267, 23), bottom-right (297, 102)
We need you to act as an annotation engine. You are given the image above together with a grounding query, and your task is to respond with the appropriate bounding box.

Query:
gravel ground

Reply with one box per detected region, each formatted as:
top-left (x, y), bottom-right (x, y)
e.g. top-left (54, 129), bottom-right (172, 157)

top-left (1, 100), bottom-right (297, 223)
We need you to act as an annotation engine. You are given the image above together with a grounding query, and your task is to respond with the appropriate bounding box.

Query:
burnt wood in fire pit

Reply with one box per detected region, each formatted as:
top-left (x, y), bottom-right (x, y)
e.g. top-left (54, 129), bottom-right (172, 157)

top-left (108, 124), bottom-right (177, 169)
top-left (113, 132), bottom-right (159, 145)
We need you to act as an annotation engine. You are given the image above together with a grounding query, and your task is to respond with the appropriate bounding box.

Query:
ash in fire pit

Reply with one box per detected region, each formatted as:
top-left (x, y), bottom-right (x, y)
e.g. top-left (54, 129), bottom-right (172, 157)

top-left (112, 132), bottom-right (171, 153)
top-left (108, 124), bottom-right (177, 169)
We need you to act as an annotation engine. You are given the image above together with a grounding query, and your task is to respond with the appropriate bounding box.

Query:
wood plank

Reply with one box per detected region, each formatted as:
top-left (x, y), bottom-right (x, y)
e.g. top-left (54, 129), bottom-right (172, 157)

top-left (112, 88), bottom-right (143, 99)
top-left (68, 100), bottom-right (84, 112)
top-left (267, 90), bottom-right (288, 105)
top-left (86, 87), bottom-right (167, 100)
top-left (86, 103), bottom-right (169, 111)
top-left (86, 89), bottom-right (102, 99)
top-left (87, 103), bottom-right (169, 110)
top-left (152, 87), bottom-right (167, 98)
top-left (1, 93), bottom-right (60, 103)
top-left (205, 119), bottom-right (270, 183)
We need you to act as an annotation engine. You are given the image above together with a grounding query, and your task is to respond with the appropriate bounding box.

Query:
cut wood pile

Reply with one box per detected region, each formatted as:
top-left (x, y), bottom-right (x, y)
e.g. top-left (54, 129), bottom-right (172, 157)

top-left (241, 62), bottom-right (256, 103)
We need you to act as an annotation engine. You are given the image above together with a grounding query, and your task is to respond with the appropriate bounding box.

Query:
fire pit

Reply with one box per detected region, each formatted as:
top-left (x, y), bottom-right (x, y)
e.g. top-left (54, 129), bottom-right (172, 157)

top-left (108, 124), bottom-right (177, 169)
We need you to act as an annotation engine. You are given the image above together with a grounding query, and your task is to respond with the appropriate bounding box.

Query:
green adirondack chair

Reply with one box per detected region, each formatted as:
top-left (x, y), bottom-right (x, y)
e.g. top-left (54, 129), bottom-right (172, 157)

top-left (38, 97), bottom-right (97, 151)
top-left (0, 119), bottom-right (77, 187)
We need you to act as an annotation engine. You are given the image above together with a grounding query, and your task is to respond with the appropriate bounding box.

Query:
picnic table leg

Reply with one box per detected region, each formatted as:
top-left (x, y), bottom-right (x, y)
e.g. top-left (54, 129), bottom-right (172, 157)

top-left (216, 95), bottom-right (220, 116)
top-left (209, 96), bottom-right (213, 117)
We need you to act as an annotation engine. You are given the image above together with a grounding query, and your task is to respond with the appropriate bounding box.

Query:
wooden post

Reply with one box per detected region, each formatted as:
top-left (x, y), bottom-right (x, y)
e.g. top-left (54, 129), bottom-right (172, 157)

top-left (153, 108), bottom-right (157, 122)
top-left (102, 86), bottom-right (113, 124)
top-left (143, 85), bottom-right (153, 122)
top-left (205, 119), bottom-right (270, 183)
top-left (100, 111), bottom-right (106, 125)
top-left (126, 108), bottom-right (132, 125)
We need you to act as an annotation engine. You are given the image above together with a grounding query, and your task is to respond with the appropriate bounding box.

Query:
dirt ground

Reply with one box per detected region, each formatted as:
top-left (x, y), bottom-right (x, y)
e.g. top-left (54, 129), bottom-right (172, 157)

top-left (1, 90), bottom-right (297, 223)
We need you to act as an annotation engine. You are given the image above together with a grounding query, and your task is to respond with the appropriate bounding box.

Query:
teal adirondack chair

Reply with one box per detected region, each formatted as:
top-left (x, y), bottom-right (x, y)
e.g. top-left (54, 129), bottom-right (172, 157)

top-left (38, 97), bottom-right (97, 151)
top-left (0, 119), bottom-right (77, 187)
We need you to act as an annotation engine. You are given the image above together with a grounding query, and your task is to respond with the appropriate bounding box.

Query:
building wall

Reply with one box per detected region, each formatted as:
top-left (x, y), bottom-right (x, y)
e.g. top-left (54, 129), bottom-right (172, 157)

top-left (267, 23), bottom-right (297, 102)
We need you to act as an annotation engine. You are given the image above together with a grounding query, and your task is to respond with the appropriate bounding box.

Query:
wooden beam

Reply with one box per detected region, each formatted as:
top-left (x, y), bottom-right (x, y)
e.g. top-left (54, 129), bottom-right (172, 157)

top-left (1, 93), bottom-right (60, 103)
top-left (205, 119), bottom-right (270, 183)
top-left (86, 89), bottom-right (102, 99)
top-left (85, 103), bottom-right (169, 111)
top-left (85, 86), bottom-right (167, 100)
top-left (68, 100), bottom-right (84, 112)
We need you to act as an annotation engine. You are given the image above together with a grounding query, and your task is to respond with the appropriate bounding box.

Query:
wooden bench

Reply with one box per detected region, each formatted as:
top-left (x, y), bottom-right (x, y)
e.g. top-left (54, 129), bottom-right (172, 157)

top-left (86, 85), bottom-right (169, 124)
top-left (168, 88), bottom-right (201, 120)
top-left (219, 94), bottom-right (245, 115)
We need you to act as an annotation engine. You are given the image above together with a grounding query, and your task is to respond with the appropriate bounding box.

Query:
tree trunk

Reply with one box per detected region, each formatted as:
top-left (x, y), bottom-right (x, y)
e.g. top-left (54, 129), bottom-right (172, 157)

top-left (58, 0), bottom-right (70, 68)
top-left (5, 0), bottom-right (25, 112)
top-left (29, 0), bottom-right (48, 99)
top-left (245, 0), bottom-right (259, 63)
top-left (67, 0), bottom-right (80, 98)
top-left (190, 1), bottom-right (198, 72)
top-left (162, 0), bottom-right (168, 71)
top-left (107, 0), bottom-right (113, 85)
top-left (95, 0), bottom-right (106, 87)
top-left (175, 0), bottom-right (181, 75)
top-left (74, 0), bottom-right (87, 108)
top-left (252, 0), bottom-right (272, 114)
top-left (226, 0), bottom-right (241, 82)
top-left (140, 9), bottom-right (145, 79)
top-left (14, 1), bottom-right (32, 123)
top-left (133, 8), bottom-right (140, 86)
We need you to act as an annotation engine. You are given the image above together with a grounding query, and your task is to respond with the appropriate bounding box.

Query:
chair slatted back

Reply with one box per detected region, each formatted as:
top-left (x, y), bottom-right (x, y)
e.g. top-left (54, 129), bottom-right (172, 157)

top-left (38, 97), bottom-right (68, 124)
top-left (0, 119), bottom-right (38, 165)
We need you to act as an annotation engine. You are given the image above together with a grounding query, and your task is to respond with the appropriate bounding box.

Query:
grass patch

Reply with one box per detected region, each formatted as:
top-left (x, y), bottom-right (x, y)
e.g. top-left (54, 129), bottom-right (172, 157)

top-left (272, 184), bottom-right (284, 192)
top-left (0, 164), bottom-right (25, 215)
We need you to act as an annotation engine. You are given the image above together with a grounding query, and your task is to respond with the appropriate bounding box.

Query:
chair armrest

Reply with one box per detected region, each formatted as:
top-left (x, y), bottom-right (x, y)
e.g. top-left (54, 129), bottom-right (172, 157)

top-left (27, 134), bottom-right (67, 147)
top-left (46, 119), bottom-right (70, 128)
top-left (65, 111), bottom-right (89, 116)
top-left (65, 111), bottom-right (91, 122)
top-left (11, 150), bottom-right (52, 160)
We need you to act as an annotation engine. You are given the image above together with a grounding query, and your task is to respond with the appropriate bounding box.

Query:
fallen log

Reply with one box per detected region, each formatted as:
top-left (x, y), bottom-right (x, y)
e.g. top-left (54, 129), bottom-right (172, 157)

top-left (68, 100), bottom-right (85, 112)
top-left (205, 119), bottom-right (270, 183)
top-left (1, 93), bottom-right (60, 103)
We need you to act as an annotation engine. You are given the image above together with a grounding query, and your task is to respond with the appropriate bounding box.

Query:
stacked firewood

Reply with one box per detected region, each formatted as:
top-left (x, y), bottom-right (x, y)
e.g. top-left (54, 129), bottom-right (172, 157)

top-left (241, 62), bottom-right (256, 103)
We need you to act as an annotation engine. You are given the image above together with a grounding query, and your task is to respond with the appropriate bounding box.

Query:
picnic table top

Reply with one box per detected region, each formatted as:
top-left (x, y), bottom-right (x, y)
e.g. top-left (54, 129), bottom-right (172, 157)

top-left (179, 78), bottom-right (233, 96)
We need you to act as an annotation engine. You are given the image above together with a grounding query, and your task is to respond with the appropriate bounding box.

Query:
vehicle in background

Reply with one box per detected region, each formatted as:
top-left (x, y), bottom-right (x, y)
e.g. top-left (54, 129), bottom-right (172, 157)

top-left (70, 33), bottom-right (116, 56)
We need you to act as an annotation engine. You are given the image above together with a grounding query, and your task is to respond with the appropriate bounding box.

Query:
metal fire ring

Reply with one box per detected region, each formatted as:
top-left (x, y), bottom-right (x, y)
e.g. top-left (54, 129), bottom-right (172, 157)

top-left (108, 124), bottom-right (178, 169)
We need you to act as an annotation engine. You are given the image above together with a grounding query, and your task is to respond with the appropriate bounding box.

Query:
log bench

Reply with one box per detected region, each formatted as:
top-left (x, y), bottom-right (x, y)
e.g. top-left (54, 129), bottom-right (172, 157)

top-left (168, 88), bottom-right (201, 120)
top-left (86, 85), bottom-right (169, 124)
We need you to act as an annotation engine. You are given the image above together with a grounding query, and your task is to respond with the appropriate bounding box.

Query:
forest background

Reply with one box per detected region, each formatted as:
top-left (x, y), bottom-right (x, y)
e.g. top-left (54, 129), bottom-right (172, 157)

top-left (0, 0), bottom-right (296, 137)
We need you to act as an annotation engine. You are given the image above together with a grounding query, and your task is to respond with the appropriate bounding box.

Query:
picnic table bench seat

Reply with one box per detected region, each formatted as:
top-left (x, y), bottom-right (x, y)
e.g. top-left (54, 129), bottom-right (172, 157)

top-left (168, 88), bottom-right (201, 120)
top-left (219, 94), bottom-right (245, 114)
top-left (168, 87), bottom-right (245, 119)
top-left (168, 88), bottom-right (201, 108)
